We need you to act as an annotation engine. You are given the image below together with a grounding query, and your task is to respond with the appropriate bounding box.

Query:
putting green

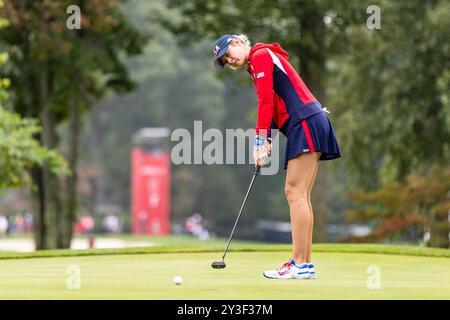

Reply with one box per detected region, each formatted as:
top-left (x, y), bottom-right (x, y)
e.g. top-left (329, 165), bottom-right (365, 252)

top-left (0, 250), bottom-right (449, 299)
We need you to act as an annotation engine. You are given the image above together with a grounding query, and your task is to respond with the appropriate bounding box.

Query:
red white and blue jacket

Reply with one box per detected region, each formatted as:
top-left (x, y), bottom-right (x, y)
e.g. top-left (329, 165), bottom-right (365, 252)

top-left (247, 43), bottom-right (324, 137)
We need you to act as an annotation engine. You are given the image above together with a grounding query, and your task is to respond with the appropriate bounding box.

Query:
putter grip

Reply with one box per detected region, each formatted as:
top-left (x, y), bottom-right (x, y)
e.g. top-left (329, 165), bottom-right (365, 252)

top-left (254, 165), bottom-right (261, 175)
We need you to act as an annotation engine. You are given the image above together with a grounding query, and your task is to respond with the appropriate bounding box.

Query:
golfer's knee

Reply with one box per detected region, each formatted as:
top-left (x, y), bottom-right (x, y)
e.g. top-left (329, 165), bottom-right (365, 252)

top-left (285, 185), bottom-right (309, 204)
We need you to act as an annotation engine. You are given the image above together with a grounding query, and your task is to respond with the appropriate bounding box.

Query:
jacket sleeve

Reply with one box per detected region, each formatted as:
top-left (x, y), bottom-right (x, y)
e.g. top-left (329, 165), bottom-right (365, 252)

top-left (251, 49), bottom-right (275, 138)
top-left (268, 119), bottom-right (279, 140)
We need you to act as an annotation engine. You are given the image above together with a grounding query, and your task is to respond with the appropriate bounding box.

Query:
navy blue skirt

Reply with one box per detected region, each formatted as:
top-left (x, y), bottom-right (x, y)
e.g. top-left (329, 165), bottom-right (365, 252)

top-left (281, 111), bottom-right (341, 170)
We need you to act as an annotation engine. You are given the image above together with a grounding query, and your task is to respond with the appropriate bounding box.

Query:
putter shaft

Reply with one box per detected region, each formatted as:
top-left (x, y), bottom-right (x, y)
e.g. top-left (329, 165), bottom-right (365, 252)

top-left (221, 166), bottom-right (260, 261)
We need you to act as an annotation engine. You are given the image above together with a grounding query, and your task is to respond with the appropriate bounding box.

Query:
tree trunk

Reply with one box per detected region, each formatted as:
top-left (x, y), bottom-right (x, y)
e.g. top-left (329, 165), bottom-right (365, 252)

top-left (31, 167), bottom-right (46, 250)
top-left (38, 64), bottom-right (62, 250)
top-left (61, 14), bottom-right (85, 249)
top-left (63, 91), bottom-right (81, 248)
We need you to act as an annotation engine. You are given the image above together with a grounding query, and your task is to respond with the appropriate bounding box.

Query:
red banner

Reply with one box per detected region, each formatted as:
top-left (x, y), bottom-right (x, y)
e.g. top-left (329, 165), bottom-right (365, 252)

top-left (131, 148), bottom-right (170, 234)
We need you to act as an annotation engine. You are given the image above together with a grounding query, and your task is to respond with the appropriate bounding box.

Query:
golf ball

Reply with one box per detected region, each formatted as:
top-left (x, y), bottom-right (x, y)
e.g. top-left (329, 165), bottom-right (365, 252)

top-left (173, 276), bottom-right (183, 285)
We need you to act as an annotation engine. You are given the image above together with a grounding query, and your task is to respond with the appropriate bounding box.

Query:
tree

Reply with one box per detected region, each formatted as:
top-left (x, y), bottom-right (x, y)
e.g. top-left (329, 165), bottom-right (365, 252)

top-left (328, 0), bottom-right (450, 189)
top-left (0, 0), bottom-right (144, 249)
top-left (0, 0), bottom-right (67, 195)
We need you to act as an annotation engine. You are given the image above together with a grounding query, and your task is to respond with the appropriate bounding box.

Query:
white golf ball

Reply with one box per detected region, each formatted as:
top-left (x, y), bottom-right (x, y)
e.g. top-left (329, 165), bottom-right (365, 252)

top-left (173, 276), bottom-right (183, 285)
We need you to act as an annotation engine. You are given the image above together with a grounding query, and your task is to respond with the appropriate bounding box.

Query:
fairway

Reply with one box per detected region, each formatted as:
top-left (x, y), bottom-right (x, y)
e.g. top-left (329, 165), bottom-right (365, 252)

top-left (0, 245), bottom-right (449, 299)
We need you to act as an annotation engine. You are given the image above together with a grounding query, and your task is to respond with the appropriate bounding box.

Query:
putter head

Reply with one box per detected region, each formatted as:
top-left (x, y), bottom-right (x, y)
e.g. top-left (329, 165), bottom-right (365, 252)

top-left (211, 261), bottom-right (226, 269)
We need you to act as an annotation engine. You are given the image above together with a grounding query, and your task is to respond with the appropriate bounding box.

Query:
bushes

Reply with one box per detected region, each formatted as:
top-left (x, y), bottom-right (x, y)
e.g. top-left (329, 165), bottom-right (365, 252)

top-left (346, 165), bottom-right (450, 248)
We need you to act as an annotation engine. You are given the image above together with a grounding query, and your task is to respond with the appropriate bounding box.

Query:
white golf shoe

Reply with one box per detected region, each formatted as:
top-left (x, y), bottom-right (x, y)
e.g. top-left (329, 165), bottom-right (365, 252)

top-left (263, 259), bottom-right (311, 279)
top-left (308, 263), bottom-right (317, 279)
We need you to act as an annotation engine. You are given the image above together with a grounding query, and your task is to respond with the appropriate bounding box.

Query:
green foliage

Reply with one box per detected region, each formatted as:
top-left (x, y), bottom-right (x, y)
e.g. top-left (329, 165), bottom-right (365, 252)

top-left (0, 0), bottom-right (68, 193)
top-left (161, 0), bottom-right (360, 96)
top-left (0, 107), bottom-right (69, 191)
top-left (1, 0), bottom-right (145, 117)
top-left (328, 0), bottom-right (450, 188)
top-left (163, 0), bottom-right (338, 52)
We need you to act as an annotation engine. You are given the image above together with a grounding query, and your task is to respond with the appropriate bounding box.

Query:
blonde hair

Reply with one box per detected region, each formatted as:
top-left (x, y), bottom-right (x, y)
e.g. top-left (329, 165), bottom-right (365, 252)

top-left (232, 34), bottom-right (251, 49)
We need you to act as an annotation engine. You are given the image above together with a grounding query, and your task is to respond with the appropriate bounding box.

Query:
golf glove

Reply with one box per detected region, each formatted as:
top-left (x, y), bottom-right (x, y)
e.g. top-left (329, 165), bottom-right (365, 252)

top-left (253, 135), bottom-right (272, 167)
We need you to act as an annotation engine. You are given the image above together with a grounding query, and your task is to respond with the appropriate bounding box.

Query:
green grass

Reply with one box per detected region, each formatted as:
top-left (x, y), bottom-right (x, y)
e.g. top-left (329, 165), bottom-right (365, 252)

top-left (0, 250), bottom-right (449, 299)
top-left (0, 239), bottom-right (449, 299)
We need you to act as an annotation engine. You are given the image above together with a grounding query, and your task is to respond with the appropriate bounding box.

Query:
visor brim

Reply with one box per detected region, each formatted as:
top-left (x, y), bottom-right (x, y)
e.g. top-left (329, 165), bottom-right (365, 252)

top-left (214, 58), bottom-right (225, 69)
top-left (213, 45), bottom-right (229, 69)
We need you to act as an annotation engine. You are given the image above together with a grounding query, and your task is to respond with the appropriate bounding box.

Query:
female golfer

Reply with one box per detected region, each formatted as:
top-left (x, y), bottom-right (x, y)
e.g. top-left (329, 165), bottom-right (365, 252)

top-left (212, 34), bottom-right (341, 279)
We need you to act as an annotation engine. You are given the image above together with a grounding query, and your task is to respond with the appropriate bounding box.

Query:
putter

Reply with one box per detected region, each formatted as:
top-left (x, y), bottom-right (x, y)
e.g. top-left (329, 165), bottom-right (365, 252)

top-left (211, 165), bottom-right (261, 269)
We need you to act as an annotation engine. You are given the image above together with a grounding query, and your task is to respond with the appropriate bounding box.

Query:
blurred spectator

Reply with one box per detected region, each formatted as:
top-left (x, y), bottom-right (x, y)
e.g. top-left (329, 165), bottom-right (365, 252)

top-left (0, 212), bottom-right (34, 235)
top-left (7, 215), bottom-right (16, 234)
top-left (0, 215), bottom-right (8, 235)
top-left (73, 214), bottom-right (95, 234)
top-left (103, 214), bottom-right (122, 233)
top-left (15, 214), bottom-right (24, 232)
top-left (185, 213), bottom-right (210, 241)
top-left (24, 211), bottom-right (33, 232)
top-left (137, 211), bottom-right (148, 233)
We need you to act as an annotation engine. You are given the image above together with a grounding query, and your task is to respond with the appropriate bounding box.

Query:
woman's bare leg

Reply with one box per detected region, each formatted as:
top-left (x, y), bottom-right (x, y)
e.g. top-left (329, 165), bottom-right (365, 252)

top-left (306, 156), bottom-right (320, 263)
top-left (285, 152), bottom-right (321, 264)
